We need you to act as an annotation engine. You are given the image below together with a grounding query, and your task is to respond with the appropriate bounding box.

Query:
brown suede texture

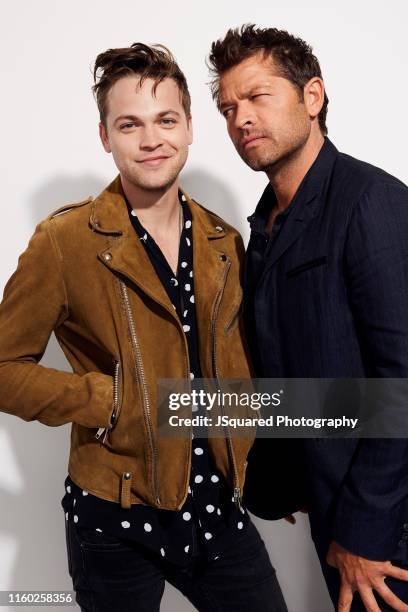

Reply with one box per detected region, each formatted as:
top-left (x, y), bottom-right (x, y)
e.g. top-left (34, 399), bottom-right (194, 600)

top-left (0, 176), bottom-right (254, 510)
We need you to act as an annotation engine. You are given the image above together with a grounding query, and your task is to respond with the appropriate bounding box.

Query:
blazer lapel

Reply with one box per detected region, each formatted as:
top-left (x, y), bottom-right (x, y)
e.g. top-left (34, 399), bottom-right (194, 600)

top-left (263, 193), bottom-right (319, 272)
top-left (256, 138), bottom-right (339, 277)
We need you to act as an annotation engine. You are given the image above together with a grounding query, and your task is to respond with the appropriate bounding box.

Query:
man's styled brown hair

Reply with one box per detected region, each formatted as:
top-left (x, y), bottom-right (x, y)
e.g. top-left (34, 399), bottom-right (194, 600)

top-left (93, 42), bottom-right (191, 126)
top-left (208, 24), bottom-right (329, 135)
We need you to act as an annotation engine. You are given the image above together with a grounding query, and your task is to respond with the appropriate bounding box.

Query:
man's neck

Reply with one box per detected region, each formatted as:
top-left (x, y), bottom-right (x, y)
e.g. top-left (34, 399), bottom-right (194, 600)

top-left (266, 131), bottom-right (325, 212)
top-left (120, 175), bottom-right (181, 234)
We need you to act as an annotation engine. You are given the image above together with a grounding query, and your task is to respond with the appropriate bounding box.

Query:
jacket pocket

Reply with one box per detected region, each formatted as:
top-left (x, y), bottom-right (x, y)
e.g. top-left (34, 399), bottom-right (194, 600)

top-left (95, 358), bottom-right (122, 443)
top-left (225, 300), bottom-right (243, 334)
top-left (286, 256), bottom-right (328, 279)
top-left (76, 526), bottom-right (133, 552)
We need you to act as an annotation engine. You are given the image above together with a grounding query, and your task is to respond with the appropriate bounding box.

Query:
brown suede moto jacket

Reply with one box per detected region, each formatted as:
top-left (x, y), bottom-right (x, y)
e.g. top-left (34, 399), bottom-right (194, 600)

top-left (0, 176), bottom-right (254, 510)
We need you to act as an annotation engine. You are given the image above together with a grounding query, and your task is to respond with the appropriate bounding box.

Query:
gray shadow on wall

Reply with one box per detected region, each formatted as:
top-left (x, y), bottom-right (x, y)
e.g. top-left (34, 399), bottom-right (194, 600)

top-left (0, 175), bottom-right (106, 610)
top-left (253, 514), bottom-right (333, 611)
top-left (30, 174), bottom-right (107, 224)
top-left (181, 168), bottom-right (247, 237)
top-left (0, 172), bottom-right (332, 612)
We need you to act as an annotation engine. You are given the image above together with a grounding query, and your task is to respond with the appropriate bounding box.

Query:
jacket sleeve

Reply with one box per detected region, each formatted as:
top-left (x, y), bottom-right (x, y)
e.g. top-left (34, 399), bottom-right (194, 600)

top-left (333, 180), bottom-right (408, 560)
top-left (0, 219), bottom-right (114, 429)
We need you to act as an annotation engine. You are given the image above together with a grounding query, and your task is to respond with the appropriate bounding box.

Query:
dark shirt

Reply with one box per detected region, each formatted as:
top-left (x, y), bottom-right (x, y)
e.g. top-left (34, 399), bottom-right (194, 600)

top-left (245, 190), bottom-right (296, 375)
top-left (61, 191), bottom-right (248, 566)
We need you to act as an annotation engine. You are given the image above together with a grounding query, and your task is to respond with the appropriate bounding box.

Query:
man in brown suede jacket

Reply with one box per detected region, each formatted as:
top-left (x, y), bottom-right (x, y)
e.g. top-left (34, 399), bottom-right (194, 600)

top-left (0, 43), bottom-right (288, 611)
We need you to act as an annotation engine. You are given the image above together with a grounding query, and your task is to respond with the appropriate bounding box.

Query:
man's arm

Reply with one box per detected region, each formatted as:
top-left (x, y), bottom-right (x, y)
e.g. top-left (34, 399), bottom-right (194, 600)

top-left (333, 180), bottom-right (408, 560)
top-left (328, 180), bottom-right (408, 611)
top-left (0, 219), bottom-right (114, 429)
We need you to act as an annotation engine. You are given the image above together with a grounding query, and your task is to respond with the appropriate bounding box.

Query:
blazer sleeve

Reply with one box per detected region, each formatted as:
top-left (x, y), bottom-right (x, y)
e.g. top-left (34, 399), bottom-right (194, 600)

top-left (333, 180), bottom-right (408, 560)
top-left (0, 219), bottom-right (114, 428)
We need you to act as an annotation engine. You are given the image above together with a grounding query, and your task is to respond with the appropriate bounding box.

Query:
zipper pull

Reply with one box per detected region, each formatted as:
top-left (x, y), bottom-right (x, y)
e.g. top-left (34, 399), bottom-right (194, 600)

top-left (95, 427), bottom-right (109, 443)
top-left (233, 486), bottom-right (243, 512)
top-left (95, 359), bottom-right (120, 443)
top-left (95, 427), bottom-right (106, 440)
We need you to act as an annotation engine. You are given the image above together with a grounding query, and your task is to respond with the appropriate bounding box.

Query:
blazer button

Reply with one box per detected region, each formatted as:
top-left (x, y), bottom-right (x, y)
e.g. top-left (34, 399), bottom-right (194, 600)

top-left (123, 472), bottom-right (131, 480)
top-left (219, 254), bottom-right (227, 262)
top-left (215, 226), bottom-right (224, 232)
top-left (403, 523), bottom-right (408, 531)
top-left (104, 252), bottom-right (113, 261)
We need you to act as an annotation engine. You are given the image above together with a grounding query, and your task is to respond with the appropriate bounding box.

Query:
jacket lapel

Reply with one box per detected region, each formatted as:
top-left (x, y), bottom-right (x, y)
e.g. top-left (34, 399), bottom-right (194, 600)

top-left (190, 201), bottom-right (230, 333)
top-left (256, 138), bottom-right (339, 277)
top-left (89, 176), bottom-right (233, 324)
top-left (263, 192), bottom-right (319, 272)
top-left (90, 176), bottom-right (176, 312)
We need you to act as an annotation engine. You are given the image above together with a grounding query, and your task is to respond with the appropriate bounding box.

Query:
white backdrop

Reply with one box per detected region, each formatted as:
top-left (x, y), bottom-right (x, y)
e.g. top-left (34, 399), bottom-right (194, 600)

top-left (0, 1), bottom-right (407, 610)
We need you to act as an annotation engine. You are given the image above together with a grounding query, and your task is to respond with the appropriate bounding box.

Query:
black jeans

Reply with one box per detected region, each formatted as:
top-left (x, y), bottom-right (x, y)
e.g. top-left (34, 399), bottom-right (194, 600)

top-left (65, 517), bottom-right (287, 612)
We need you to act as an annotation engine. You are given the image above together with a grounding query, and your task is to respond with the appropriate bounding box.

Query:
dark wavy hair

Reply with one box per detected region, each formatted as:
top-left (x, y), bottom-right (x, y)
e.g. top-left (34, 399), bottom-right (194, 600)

top-left (208, 24), bottom-right (328, 135)
top-left (93, 42), bottom-right (191, 126)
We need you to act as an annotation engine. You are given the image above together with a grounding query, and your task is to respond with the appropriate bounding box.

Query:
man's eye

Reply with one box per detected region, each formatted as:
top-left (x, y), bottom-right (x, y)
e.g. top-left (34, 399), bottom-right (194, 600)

top-left (251, 94), bottom-right (268, 100)
top-left (120, 123), bottom-right (136, 130)
top-left (223, 109), bottom-right (233, 119)
top-left (160, 118), bottom-right (176, 125)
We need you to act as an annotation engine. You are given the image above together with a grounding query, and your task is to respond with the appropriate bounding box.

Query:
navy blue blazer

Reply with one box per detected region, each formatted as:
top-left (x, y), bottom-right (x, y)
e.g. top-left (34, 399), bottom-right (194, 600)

top-left (243, 138), bottom-right (408, 562)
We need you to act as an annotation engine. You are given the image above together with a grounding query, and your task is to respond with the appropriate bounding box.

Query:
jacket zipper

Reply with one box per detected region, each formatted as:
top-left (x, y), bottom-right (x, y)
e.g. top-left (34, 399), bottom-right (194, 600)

top-left (211, 258), bottom-right (243, 512)
top-left (95, 358), bottom-right (121, 443)
top-left (119, 280), bottom-right (161, 506)
top-left (174, 284), bottom-right (193, 510)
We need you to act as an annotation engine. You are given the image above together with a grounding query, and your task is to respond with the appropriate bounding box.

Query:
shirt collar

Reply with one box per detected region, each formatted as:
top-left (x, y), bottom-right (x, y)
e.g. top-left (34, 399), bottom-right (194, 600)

top-left (126, 190), bottom-right (191, 239)
top-left (248, 137), bottom-right (338, 232)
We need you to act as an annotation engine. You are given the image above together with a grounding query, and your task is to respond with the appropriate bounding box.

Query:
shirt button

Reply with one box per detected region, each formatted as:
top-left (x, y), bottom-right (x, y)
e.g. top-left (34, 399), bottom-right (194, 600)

top-left (123, 472), bottom-right (131, 480)
top-left (104, 252), bottom-right (113, 261)
top-left (215, 226), bottom-right (224, 232)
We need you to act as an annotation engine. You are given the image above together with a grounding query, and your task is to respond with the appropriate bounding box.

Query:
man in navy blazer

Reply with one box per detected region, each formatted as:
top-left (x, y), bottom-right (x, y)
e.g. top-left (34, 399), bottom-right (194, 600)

top-left (209, 25), bottom-right (408, 611)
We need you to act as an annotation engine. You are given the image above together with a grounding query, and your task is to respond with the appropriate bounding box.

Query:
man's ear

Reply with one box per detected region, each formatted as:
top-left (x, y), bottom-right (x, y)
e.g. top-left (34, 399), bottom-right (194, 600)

top-left (187, 114), bottom-right (193, 146)
top-left (304, 77), bottom-right (325, 120)
top-left (99, 121), bottom-right (112, 153)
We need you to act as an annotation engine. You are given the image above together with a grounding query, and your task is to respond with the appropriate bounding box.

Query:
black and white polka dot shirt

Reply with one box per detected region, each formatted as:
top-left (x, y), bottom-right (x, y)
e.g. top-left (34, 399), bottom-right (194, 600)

top-left (61, 191), bottom-right (248, 566)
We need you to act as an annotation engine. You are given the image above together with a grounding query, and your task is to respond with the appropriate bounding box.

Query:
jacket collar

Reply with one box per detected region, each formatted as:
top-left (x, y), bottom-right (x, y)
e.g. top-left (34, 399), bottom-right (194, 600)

top-left (249, 137), bottom-right (339, 271)
top-left (248, 137), bottom-right (339, 231)
top-left (89, 175), bottom-right (227, 239)
top-left (88, 175), bottom-right (231, 320)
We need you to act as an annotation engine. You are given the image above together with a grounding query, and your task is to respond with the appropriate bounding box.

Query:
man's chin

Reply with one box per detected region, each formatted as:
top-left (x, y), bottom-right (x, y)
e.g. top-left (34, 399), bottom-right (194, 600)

top-left (127, 172), bottom-right (179, 192)
top-left (139, 179), bottom-right (176, 191)
top-left (241, 154), bottom-right (274, 172)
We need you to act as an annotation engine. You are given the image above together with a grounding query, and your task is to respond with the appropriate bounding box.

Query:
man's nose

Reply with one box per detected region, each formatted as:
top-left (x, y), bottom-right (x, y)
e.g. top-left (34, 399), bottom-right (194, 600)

top-left (234, 102), bottom-right (255, 131)
top-left (140, 125), bottom-right (163, 150)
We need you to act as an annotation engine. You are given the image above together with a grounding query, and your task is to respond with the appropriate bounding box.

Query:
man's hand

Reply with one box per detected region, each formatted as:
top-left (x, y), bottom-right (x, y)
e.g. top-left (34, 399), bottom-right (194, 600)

top-left (327, 541), bottom-right (408, 611)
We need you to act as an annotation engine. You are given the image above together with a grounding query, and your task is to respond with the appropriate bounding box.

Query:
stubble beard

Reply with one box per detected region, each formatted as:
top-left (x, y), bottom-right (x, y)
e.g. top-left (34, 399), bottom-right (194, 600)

top-left (239, 133), bottom-right (309, 174)
top-left (238, 111), bottom-right (311, 174)
top-left (122, 151), bottom-right (188, 192)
